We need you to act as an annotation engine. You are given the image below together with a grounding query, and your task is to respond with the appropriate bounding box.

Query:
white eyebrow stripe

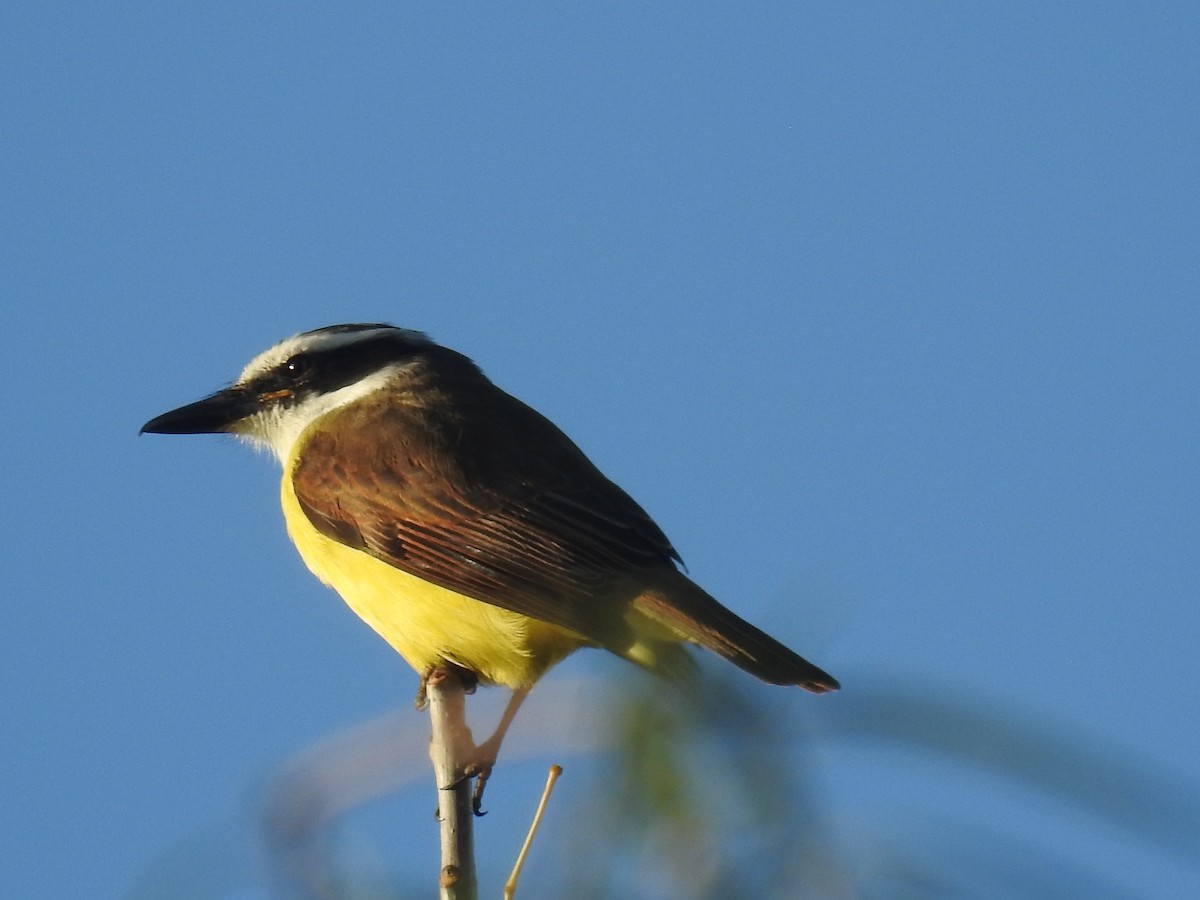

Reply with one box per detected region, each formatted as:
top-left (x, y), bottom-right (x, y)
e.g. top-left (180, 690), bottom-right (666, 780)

top-left (235, 325), bottom-right (427, 385)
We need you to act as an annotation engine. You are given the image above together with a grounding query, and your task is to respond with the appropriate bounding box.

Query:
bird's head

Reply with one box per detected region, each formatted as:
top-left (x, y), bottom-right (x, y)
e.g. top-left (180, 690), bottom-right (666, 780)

top-left (141, 323), bottom-right (435, 462)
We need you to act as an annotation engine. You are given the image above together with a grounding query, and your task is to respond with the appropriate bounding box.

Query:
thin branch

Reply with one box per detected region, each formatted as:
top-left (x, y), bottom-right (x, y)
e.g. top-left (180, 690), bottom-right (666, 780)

top-left (426, 669), bottom-right (478, 900)
top-left (504, 765), bottom-right (563, 900)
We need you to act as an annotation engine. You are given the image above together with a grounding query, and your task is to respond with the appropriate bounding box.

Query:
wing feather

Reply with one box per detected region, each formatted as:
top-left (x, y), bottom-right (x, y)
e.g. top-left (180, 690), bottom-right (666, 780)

top-left (291, 385), bottom-right (680, 645)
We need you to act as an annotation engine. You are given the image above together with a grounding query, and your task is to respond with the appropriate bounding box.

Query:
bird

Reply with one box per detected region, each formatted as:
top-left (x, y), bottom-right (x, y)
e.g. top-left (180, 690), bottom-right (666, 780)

top-left (142, 323), bottom-right (838, 800)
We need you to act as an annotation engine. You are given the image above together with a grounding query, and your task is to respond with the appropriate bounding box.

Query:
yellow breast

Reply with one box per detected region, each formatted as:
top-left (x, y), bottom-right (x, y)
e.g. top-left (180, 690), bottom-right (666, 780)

top-left (279, 461), bottom-right (585, 689)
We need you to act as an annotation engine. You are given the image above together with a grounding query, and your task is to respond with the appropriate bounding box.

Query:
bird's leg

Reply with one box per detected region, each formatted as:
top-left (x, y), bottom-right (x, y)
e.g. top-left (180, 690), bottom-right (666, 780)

top-left (466, 687), bottom-right (530, 815)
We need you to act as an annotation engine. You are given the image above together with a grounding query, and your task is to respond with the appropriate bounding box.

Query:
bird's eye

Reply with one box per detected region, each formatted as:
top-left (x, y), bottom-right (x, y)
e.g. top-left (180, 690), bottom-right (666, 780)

top-left (283, 354), bottom-right (310, 380)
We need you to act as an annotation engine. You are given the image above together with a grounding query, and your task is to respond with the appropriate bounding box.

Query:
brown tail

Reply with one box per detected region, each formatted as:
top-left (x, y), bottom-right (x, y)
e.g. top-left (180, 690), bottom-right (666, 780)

top-left (632, 574), bottom-right (840, 693)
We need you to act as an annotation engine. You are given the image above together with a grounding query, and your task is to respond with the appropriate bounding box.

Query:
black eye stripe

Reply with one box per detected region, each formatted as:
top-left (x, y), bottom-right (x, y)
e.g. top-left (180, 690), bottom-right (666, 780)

top-left (255, 335), bottom-right (423, 401)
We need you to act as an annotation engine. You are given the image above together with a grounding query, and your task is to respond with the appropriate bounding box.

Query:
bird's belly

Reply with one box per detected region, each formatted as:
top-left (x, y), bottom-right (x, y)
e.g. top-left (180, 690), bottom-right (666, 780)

top-left (280, 476), bottom-right (582, 688)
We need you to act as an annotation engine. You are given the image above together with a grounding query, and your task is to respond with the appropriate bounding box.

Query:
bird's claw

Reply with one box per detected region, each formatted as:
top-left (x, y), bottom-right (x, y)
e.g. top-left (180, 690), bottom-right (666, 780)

top-left (471, 767), bottom-right (491, 816)
top-left (438, 758), bottom-right (494, 815)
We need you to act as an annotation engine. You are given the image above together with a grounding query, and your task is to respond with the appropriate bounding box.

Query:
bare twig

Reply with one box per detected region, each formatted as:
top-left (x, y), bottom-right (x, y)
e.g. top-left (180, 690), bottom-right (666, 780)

top-left (503, 765), bottom-right (563, 900)
top-left (426, 669), bottom-right (479, 900)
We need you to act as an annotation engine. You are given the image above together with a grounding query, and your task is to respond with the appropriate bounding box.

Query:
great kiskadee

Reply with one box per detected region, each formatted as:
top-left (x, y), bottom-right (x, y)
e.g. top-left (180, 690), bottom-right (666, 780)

top-left (142, 324), bottom-right (838, 786)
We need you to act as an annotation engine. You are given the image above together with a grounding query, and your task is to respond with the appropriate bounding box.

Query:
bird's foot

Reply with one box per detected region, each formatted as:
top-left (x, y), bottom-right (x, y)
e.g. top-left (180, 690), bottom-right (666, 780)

top-left (425, 673), bottom-right (526, 816)
top-left (450, 717), bottom-right (517, 813)
top-left (416, 662), bottom-right (479, 710)
top-left (414, 667), bottom-right (434, 710)
top-left (438, 756), bottom-right (496, 816)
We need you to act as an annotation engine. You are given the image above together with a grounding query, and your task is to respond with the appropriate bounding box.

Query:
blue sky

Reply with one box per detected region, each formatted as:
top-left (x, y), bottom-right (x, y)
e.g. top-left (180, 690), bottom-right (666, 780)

top-left (3, 4), bottom-right (1198, 897)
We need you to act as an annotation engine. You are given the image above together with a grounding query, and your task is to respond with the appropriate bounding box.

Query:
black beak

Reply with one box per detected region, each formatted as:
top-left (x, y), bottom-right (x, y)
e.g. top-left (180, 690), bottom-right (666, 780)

top-left (141, 388), bottom-right (254, 435)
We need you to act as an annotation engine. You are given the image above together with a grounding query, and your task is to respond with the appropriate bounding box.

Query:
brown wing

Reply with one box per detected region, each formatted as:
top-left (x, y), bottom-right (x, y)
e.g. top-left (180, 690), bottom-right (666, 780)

top-left (291, 380), bottom-right (682, 646)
